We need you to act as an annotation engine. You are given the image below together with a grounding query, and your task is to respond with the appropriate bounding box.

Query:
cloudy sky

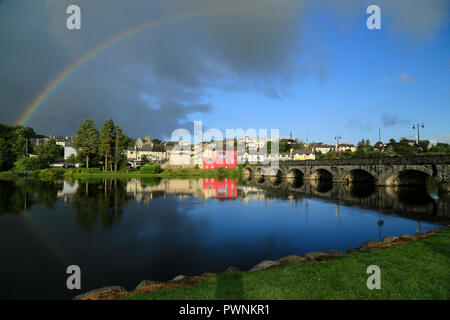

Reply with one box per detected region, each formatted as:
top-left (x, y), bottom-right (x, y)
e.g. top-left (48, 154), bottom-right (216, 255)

top-left (0, 0), bottom-right (449, 144)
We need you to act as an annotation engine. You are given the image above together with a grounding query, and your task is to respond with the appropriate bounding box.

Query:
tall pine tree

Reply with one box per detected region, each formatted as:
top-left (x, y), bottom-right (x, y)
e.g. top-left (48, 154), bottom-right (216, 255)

top-left (73, 119), bottom-right (99, 168)
top-left (99, 119), bottom-right (114, 172)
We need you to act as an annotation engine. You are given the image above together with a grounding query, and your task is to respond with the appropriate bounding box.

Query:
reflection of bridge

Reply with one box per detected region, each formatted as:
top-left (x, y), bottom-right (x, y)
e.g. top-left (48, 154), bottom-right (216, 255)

top-left (244, 155), bottom-right (450, 191)
top-left (241, 177), bottom-right (450, 220)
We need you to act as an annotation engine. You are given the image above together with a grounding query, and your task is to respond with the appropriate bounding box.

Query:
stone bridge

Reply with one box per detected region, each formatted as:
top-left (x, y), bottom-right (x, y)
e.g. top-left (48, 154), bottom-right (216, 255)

top-left (243, 155), bottom-right (450, 192)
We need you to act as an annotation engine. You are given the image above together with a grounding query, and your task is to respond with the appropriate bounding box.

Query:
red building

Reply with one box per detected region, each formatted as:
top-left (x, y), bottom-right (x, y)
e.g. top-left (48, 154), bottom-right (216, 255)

top-left (203, 150), bottom-right (237, 170)
top-left (203, 178), bottom-right (237, 198)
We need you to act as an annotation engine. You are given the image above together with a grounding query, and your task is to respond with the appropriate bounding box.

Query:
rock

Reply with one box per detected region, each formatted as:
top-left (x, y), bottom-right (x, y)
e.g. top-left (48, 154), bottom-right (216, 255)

top-left (74, 286), bottom-right (127, 300)
top-left (278, 255), bottom-right (307, 265)
top-left (169, 275), bottom-right (187, 282)
top-left (328, 250), bottom-right (346, 258)
top-left (416, 232), bottom-right (425, 236)
top-left (360, 240), bottom-right (381, 249)
top-left (135, 279), bottom-right (160, 290)
top-left (224, 266), bottom-right (241, 273)
top-left (427, 228), bottom-right (440, 234)
top-left (346, 248), bottom-right (358, 254)
top-left (381, 236), bottom-right (399, 244)
top-left (249, 260), bottom-right (281, 272)
top-left (399, 234), bottom-right (414, 241)
top-left (304, 251), bottom-right (330, 261)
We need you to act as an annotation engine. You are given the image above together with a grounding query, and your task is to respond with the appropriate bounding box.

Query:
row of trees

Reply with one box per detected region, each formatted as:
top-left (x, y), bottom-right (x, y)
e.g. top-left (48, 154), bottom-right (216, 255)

top-left (0, 124), bottom-right (64, 171)
top-left (0, 119), bottom-right (134, 172)
top-left (73, 119), bottom-right (134, 171)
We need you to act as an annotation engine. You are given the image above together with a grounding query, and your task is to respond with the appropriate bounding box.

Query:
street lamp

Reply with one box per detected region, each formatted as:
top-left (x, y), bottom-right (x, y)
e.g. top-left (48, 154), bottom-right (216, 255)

top-left (412, 123), bottom-right (424, 145)
top-left (334, 136), bottom-right (341, 158)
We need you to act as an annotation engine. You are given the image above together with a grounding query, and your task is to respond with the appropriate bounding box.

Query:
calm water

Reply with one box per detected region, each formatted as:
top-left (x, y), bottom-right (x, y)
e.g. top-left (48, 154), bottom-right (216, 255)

top-left (0, 177), bottom-right (448, 299)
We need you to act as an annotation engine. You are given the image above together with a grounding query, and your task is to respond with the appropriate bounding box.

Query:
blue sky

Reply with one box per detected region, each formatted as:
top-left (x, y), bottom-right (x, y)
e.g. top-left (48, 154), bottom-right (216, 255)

top-left (188, 4), bottom-right (450, 144)
top-left (1, 0), bottom-right (449, 145)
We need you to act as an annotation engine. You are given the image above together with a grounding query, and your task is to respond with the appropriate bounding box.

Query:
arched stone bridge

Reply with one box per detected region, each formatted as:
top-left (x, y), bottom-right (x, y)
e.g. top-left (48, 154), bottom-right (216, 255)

top-left (243, 155), bottom-right (450, 191)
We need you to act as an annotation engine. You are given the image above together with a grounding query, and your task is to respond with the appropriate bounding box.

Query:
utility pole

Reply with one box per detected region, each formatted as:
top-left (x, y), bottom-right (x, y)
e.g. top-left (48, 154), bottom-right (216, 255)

top-left (412, 123), bottom-right (424, 145)
top-left (378, 128), bottom-right (381, 143)
top-left (334, 135), bottom-right (341, 158)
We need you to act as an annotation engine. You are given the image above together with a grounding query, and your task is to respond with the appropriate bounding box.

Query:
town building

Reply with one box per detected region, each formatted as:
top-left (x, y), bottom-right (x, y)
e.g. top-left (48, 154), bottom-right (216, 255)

top-left (64, 142), bottom-right (77, 160)
top-left (203, 149), bottom-right (237, 170)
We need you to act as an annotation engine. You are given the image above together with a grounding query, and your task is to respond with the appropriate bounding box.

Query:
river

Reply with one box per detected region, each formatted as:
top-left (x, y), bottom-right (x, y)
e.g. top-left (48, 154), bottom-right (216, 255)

top-left (0, 177), bottom-right (448, 299)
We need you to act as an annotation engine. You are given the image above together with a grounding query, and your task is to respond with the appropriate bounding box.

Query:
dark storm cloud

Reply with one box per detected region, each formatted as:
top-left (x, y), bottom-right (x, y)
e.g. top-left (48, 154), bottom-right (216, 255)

top-left (0, 0), bottom-right (309, 138)
top-left (0, 0), bottom-right (448, 138)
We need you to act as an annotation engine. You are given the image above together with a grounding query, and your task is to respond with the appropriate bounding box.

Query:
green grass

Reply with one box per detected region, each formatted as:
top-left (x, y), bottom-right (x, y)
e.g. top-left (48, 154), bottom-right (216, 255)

top-left (72, 168), bottom-right (241, 179)
top-left (124, 230), bottom-right (450, 300)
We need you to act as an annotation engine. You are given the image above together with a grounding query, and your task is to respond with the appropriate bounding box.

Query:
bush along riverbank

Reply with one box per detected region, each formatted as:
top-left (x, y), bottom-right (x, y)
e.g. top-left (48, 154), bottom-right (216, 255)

top-left (74, 226), bottom-right (450, 300)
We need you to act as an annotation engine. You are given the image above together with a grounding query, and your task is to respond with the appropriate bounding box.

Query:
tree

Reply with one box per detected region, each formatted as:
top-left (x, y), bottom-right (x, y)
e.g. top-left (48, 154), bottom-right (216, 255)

top-left (99, 119), bottom-right (114, 171)
top-left (355, 139), bottom-right (372, 157)
top-left (111, 125), bottom-right (133, 172)
top-left (11, 126), bottom-right (35, 158)
top-left (66, 153), bottom-right (77, 164)
top-left (36, 138), bottom-right (63, 167)
top-left (73, 119), bottom-right (99, 168)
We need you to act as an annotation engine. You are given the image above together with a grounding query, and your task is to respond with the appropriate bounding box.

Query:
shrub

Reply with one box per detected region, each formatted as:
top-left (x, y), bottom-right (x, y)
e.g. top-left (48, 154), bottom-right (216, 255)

top-left (13, 157), bottom-right (44, 171)
top-left (140, 163), bottom-right (162, 174)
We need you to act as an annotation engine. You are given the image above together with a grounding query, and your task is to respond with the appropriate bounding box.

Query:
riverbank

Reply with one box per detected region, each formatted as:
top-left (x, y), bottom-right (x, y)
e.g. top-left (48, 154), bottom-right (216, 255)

top-left (0, 168), bottom-right (242, 180)
top-left (75, 227), bottom-right (450, 300)
top-left (70, 168), bottom-right (241, 179)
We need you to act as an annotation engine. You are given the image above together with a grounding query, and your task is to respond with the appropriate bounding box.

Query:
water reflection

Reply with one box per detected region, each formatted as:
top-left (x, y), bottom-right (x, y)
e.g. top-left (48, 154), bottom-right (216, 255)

top-left (0, 176), bottom-right (449, 299)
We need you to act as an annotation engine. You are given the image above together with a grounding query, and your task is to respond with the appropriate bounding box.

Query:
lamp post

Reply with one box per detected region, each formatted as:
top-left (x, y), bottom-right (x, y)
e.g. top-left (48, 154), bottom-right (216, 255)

top-left (334, 135), bottom-right (341, 158)
top-left (412, 123), bottom-right (424, 145)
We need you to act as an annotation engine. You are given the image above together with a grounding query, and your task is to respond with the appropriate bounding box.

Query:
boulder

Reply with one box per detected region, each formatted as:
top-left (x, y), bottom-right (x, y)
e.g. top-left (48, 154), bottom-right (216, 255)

top-left (346, 248), bottom-right (359, 254)
top-left (249, 260), bottom-right (281, 272)
top-left (381, 236), bottom-right (399, 244)
top-left (360, 240), bottom-right (381, 249)
top-left (399, 234), bottom-right (414, 241)
top-left (224, 266), bottom-right (241, 273)
top-left (74, 286), bottom-right (127, 300)
top-left (328, 250), bottom-right (346, 258)
top-left (278, 255), bottom-right (307, 265)
top-left (304, 251), bottom-right (330, 261)
top-left (135, 279), bottom-right (160, 290)
top-left (168, 275), bottom-right (187, 282)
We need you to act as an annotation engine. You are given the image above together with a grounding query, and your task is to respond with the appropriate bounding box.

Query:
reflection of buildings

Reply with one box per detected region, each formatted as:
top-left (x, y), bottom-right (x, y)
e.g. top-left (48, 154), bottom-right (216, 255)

top-left (203, 178), bottom-right (237, 198)
top-left (126, 178), bottom-right (240, 204)
top-left (125, 178), bottom-right (274, 205)
top-left (57, 181), bottom-right (79, 202)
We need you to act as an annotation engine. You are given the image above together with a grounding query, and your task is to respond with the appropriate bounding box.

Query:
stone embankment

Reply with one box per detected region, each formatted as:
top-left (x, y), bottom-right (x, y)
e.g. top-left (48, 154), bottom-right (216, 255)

top-left (74, 225), bottom-right (450, 300)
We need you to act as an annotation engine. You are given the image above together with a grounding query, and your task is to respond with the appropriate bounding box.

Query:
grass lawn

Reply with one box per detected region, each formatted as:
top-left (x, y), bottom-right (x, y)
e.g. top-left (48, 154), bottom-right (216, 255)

top-left (124, 230), bottom-right (450, 300)
top-left (71, 168), bottom-right (241, 179)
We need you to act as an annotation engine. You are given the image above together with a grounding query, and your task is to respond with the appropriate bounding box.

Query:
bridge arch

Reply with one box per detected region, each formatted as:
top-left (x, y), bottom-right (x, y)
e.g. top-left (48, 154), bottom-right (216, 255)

top-left (243, 167), bottom-right (253, 180)
top-left (385, 169), bottom-right (431, 187)
top-left (310, 168), bottom-right (333, 181)
top-left (341, 169), bottom-right (376, 185)
top-left (255, 167), bottom-right (265, 183)
top-left (286, 168), bottom-right (304, 180)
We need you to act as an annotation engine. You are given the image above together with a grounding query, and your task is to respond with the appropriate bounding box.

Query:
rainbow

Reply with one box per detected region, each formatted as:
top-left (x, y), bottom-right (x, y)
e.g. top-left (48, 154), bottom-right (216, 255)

top-left (16, 9), bottom-right (267, 125)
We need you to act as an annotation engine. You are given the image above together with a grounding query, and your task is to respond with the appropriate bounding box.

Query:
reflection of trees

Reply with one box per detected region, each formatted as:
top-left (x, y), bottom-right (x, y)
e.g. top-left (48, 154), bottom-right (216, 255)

top-left (0, 179), bottom-right (59, 214)
top-left (71, 179), bottom-right (132, 232)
